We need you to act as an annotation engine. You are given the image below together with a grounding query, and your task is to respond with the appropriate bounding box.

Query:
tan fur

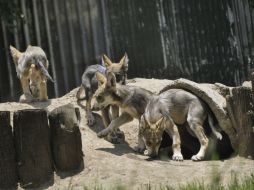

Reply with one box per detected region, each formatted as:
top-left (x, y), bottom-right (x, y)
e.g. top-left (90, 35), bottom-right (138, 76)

top-left (10, 45), bottom-right (51, 102)
top-left (92, 72), bottom-right (153, 144)
top-left (102, 53), bottom-right (128, 74)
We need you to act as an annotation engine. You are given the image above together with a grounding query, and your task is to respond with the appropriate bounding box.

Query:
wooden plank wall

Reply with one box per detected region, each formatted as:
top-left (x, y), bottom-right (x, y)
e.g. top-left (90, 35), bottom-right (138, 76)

top-left (0, 0), bottom-right (253, 102)
top-left (0, 0), bottom-right (106, 102)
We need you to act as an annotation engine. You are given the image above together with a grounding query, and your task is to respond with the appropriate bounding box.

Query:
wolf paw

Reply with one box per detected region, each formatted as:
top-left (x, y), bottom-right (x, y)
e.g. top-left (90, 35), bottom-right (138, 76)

top-left (106, 134), bottom-right (121, 144)
top-left (133, 146), bottom-right (145, 154)
top-left (86, 112), bottom-right (95, 126)
top-left (19, 93), bottom-right (34, 103)
top-left (115, 129), bottom-right (125, 139)
top-left (191, 154), bottom-right (204, 161)
top-left (172, 153), bottom-right (184, 161)
top-left (97, 129), bottom-right (109, 138)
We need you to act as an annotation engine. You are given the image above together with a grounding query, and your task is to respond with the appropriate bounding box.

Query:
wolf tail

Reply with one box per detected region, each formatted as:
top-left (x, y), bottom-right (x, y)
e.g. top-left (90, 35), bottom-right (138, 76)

top-left (208, 112), bottom-right (223, 140)
top-left (38, 61), bottom-right (54, 82)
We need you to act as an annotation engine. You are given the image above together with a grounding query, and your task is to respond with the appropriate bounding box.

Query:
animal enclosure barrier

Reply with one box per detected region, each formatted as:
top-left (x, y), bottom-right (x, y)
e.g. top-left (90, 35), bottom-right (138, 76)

top-left (0, 0), bottom-right (254, 102)
top-left (0, 106), bottom-right (84, 189)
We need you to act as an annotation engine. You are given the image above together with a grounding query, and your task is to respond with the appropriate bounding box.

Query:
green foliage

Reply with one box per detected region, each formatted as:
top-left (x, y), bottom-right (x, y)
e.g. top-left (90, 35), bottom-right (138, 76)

top-left (68, 174), bottom-right (254, 190)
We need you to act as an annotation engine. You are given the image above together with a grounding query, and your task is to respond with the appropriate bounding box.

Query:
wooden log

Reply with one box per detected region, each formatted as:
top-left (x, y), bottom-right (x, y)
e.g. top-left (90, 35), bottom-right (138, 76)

top-left (226, 87), bottom-right (254, 158)
top-left (251, 70), bottom-right (254, 102)
top-left (13, 109), bottom-right (53, 188)
top-left (0, 111), bottom-right (17, 190)
top-left (49, 104), bottom-right (84, 175)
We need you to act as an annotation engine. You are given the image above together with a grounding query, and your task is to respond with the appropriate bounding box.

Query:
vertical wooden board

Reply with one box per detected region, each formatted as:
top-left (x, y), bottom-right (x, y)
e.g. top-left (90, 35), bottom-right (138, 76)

top-left (0, 111), bottom-right (18, 189)
top-left (75, 0), bottom-right (91, 71)
top-left (68, 0), bottom-right (84, 85)
top-left (88, 0), bottom-right (107, 61)
top-left (45, 0), bottom-right (65, 96)
top-left (42, 0), bottom-right (59, 97)
top-left (13, 109), bottom-right (53, 188)
top-left (0, 24), bottom-right (9, 102)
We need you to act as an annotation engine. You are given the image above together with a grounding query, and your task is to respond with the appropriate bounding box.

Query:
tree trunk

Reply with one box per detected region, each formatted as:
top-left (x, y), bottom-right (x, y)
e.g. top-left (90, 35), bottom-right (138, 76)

top-left (13, 109), bottom-right (53, 188)
top-left (226, 87), bottom-right (254, 158)
top-left (0, 111), bottom-right (17, 190)
top-left (49, 104), bottom-right (84, 175)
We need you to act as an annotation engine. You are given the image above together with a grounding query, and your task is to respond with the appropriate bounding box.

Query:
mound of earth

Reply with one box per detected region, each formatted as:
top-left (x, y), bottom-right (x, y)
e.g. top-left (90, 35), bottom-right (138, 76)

top-left (0, 78), bottom-right (253, 189)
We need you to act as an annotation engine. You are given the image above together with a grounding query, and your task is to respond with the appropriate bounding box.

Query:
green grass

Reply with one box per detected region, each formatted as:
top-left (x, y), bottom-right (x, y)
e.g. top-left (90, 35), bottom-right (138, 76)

top-left (69, 174), bottom-right (254, 190)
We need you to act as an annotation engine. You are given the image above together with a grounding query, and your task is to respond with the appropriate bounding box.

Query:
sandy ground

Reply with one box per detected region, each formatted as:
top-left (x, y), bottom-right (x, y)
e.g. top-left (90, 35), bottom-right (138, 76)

top-left (1, 78), bottom-right (254, 189)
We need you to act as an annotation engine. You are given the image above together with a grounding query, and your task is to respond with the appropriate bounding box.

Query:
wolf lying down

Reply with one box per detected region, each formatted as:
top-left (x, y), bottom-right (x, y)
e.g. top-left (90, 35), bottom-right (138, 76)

top-left (93, 72), bottom-right (222, 161)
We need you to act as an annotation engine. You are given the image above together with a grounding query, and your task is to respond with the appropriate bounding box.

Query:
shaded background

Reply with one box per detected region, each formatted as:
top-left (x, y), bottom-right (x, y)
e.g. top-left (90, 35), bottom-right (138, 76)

top-left (0, 0), bottom-right (253, 102)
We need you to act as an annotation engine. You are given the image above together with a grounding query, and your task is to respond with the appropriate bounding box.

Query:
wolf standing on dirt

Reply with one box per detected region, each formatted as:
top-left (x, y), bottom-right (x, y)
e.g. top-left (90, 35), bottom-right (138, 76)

top-left (76, 54), bottom-right (128, 141)
top-left (139, 89), bottom-right (222, 161)
top-left (93, 71), bottom-right (153, 145)
top-left (10, 45), bottom-right (54, 103)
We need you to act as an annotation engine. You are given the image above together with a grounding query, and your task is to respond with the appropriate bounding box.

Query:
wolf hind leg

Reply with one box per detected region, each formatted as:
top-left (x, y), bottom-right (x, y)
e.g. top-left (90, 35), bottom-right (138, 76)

top-left (19, 77), bottom-right (33, 102)
top-left (187, 118), bottom-right (208, 161)
top-left (39, 80), bottom-right (48, 101)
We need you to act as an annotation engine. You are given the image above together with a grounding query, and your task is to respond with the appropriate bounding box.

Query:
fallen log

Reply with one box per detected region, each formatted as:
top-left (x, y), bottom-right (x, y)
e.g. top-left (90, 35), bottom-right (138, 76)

top-left (160, 78), bottom-right (254, 158)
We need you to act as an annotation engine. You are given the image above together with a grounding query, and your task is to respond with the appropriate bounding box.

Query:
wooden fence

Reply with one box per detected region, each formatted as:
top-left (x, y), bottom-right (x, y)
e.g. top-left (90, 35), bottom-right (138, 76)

top-left (0, 0), bottom-right (253, 102)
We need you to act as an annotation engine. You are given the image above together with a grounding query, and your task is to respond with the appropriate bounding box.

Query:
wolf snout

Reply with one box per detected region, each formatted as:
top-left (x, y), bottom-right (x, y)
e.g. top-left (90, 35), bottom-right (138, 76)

top-left (144, 150), bottom-right (158, 158)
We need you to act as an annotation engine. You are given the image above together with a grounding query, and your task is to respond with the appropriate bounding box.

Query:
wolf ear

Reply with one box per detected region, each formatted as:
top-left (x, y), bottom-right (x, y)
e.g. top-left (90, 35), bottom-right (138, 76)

top-left (10, 45), bottom-right (23, 64)
top-left (139, 115), bottom-right (147, 131)
top-left (102, 54), bottom-right (112, 68)
top-left (119, 52), bottom-right (129, 67)
top-left (107, 72), bottom-right (116, 88)
top-left (95, 72), bottom-right (106, 86)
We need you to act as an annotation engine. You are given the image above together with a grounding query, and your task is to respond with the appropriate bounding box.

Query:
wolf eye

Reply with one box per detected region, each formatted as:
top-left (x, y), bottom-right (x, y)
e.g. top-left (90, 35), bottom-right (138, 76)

top-left (97, 95), bottom-right (104, 102)
top-left (146, 141), bottom-right (153, 146)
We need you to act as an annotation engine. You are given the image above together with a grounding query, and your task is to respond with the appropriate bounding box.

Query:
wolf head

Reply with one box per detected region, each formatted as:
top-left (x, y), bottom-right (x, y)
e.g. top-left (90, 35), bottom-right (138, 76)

top-left (10, 45), bottom-right (54, 82)
top-left (140, 113), bottom-right (165, 158)
top-left (92, 71), bottom-right (118, 109)
top-left (102, 53), bottom-right (129, 75)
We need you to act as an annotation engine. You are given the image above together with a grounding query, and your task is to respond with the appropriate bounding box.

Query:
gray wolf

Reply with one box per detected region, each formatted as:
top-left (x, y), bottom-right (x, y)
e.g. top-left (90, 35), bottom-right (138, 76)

top-left (76, 54), bottom-right (128, 142)
top-left (139, 89), bottom-right (222, 161)
top-left (10, 45), bottom-right (54, 102)
top-left (93, 71), bottom-right (153, 145)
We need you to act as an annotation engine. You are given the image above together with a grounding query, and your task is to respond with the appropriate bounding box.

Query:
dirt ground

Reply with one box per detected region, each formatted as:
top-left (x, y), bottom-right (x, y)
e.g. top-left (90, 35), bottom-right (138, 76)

top-left (1, 78), bottom-right (254, 189)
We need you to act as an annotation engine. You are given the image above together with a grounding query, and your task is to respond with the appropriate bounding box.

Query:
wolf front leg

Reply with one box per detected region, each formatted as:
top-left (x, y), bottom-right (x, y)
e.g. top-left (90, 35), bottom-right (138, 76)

top-left (134, 128), bottom-right (146, 153)
top-left (110, 105), bottom-right (124, 139)
top-left (164, 119), bottom-right (183, 161)
top-left (39, 80), bottom-right (48, 101)
top-left (97, 112), bottom-right (133, 138)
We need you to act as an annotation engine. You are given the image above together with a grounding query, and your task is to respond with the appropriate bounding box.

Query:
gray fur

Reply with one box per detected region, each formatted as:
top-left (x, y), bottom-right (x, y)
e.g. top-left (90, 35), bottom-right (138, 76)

top-left (95, 81), bottom-right (153, 138)
top-left (140, 89), bottom-right (222, 161)
top-left (15, 46), bottom-right (54, 82)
